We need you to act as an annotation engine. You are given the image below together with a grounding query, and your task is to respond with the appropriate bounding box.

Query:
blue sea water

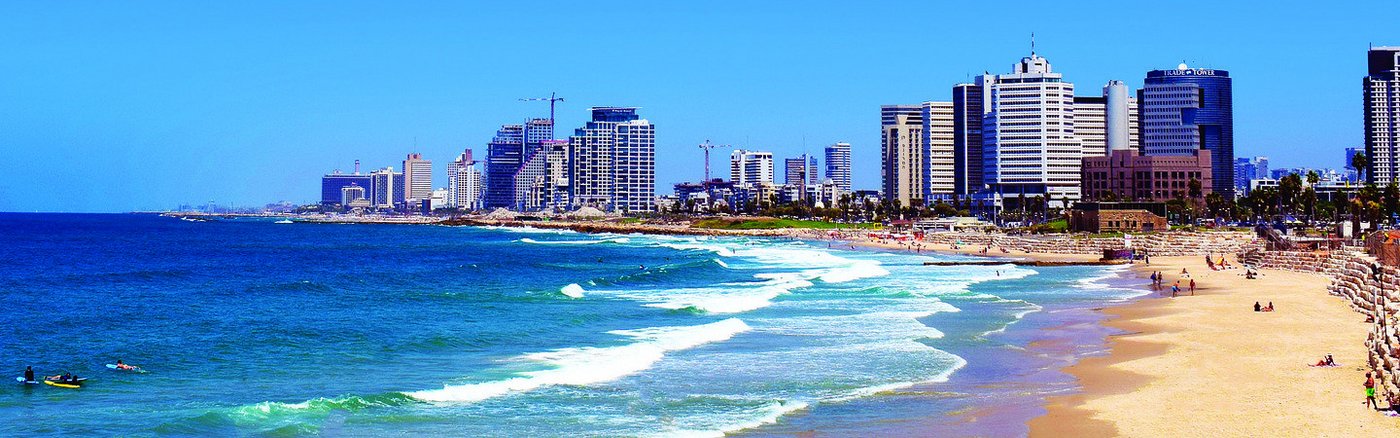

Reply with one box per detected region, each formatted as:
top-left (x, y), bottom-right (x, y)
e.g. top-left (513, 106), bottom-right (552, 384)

top-left (0, 213), bottom-right (1145, 436)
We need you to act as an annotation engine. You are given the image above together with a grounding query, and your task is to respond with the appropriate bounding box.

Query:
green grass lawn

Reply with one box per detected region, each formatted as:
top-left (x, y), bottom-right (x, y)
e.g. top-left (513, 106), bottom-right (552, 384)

top-left (692, 217), bottom-right (876, 230)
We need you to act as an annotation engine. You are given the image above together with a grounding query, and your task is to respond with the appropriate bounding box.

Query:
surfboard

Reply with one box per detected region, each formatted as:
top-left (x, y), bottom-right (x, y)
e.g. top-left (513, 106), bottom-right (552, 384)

top-left (106, 364), bottom-right (146, 373)
top-left (43, 380), bottom-right (80, 389)
top-left (15, 377), bottom-right (38, 385)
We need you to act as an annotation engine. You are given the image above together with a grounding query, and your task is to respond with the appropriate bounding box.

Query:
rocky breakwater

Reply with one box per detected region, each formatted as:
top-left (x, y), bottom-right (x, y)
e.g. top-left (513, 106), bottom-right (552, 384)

top-left (923, 231), bottom-right (1254, 257)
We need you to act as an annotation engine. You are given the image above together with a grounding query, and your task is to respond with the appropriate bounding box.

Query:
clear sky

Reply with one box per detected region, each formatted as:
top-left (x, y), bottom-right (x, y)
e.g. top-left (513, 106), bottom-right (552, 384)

top-left (2, 0), bottom-right (1396, 212)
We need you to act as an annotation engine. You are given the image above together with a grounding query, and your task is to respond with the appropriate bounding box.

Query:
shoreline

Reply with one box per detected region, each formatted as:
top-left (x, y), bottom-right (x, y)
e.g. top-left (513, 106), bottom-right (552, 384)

top-left (1027, 255), bottom-right (1400, 436)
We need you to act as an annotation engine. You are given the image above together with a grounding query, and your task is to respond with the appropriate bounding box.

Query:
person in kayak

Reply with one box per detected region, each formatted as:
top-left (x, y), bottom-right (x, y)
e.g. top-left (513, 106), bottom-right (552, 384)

top-left (115, 360), bottom-right (134, 370)
top-left (24, 366), bottom-right (33, 382)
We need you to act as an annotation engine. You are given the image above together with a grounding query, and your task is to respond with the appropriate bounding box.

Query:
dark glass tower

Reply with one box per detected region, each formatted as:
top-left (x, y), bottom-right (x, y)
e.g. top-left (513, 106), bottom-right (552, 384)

top-left (952, 81), bottom-right (985, 195)
top-left (1140, 65), bottom-right (1234, 197)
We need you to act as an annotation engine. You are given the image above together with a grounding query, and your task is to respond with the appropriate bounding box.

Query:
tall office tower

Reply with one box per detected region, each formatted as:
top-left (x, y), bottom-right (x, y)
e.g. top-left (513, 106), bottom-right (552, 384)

top-left (369, 167), bottom-right (402, 208)
top-left (824, 142), bottom-right (852, 193)
top-left (1365, 47), bottom-right (1400, 184)
top-left (447, 149), bottom-right (481, 210)
top-left (483, 124), bottom-right (524, 209)
top-left (320, 170), bottom-right (373, 206)
top-left (952, 80), bottom-right (986, 195)
top-left (1233, 158), bottom-right (1254, 194)
top-left (807, 155), bottom-right (819, 186)
top-left (568, 107), bottom-right (655, 213)
top-left (1141, 63), bottom-right (1234, 196)
top-left (542, 140), bottom-right (571, 210)
top-left (784, 155), bottom-right (810, 197)
top-left (730, 150), bottom-right (775, 187)
top-left (983, 53), bottom-right (1082, 209)
top-left (881, 105), bottom-right (924, 205)
top-left (921, 101), bottom-right (955, 200)
top-left (402, 153), bottom-right (433, 203)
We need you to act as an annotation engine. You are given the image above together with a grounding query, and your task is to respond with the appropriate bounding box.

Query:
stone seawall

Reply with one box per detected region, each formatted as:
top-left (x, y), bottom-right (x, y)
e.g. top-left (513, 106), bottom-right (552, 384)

top-left (1239, 246), bottom-right (1400, 394)
top-left (923, 231), bottom-right (1255, 257)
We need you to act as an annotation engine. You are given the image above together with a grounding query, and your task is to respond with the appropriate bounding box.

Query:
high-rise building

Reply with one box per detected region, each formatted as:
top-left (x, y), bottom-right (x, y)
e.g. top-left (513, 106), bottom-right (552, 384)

top-left (1231, 156), bottom-right (1268, 195)
top-left (952, 81), bottom-right (986, 195)
top-left (730, 150), bottom-right (775, 188)
top-left (922, 101), bottom-right (955, 200)
top-left (1140, 63), bottom-right (1234, 197)
top-left (1365, 47), bottom-right (1400, 185)
top-left (320, 170), bottom-right (372, 206)
top-left (824, 142), bottom-right (852, 193)
top-left (881, 105), bottom-right (924, 205)
top-left (982, 53), bottom-right (1082, 209)
top-left (568, 107), bottom-right (655, 213)
top-left (785, 155), bottom-right (812, 197)
top-left (482, 120), bottom-right (553, 210)
top-left (369, 166), bottom-right (402, 208)
top-left (807, 155), bottom-right (819, 187)
top-left (1073, 81), bottom-right (1140, 157)
top-left (1345, 146), bottom-right (1363, 181)
top-left (447, 149), bottom-right (482, 210)
top-left (402, 153), bottom-right (433, 203)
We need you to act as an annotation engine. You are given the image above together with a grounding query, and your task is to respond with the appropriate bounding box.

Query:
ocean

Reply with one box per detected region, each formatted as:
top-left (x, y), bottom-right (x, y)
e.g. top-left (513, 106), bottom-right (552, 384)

top-left (0, 213), bottom-right (1144, 436)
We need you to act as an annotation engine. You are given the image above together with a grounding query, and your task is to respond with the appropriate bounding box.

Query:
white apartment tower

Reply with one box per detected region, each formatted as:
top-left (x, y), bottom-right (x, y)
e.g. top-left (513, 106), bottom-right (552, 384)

top-left (730, 150), bottom-right (775, 188)
top-left (1365, 47), bottom-right (1400, 185)
top-left (922, 101), bottom-right (955, 199)
top-left (447, 149), bottom-right (481, 210)
top-left (982, 53), bottom-right (1082, 209)
top-left (881, 105), bottom-right (924, 206)
top-left (568, 107), bottom-right (655, 213)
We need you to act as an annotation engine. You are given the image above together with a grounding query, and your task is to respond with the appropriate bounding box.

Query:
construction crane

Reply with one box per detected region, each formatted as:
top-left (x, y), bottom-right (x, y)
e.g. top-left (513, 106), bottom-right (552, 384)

top-left (698, 140), bottom-right (730, 182)
top-left (519, 92), bottom-right (565, 127)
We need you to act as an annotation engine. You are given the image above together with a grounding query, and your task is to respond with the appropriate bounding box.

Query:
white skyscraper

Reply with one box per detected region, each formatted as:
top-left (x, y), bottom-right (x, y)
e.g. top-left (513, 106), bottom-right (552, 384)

top-left (982, 53), bottom-right (1082, 209)
top-left (1072, 82), bottom-right (1139, 158)
top-left (824, 142), bottom-right (851, 194)
top-left (922, 101), bottom-right (955, 199)
top-left (369, 166), bottom-right (401, 209)
top-left (568, 107), bottom-right (655, 213)
top-left (403, 153), bottom-right (433, 203)
top-left (730, 150), bottom-right (775, 188)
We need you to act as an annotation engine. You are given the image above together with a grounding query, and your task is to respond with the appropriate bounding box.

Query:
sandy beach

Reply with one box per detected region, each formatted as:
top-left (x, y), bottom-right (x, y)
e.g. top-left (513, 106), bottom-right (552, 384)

top-left (1028, 255), bottom-right (1400, 436)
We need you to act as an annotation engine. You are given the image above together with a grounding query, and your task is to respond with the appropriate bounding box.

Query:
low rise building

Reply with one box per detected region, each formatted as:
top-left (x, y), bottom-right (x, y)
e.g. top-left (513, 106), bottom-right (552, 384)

top-left (1070, 202), bottom-right (1168, 233)
top-left (1081, 149), bottom-right (1213, 202)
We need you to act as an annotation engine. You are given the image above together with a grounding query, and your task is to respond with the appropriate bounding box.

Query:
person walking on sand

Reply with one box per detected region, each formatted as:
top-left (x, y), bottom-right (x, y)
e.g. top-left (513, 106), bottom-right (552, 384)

top-left (1367, 372), bottom-right (1379, 409)
top-left (1189, 278), bottom-right (1196, 295)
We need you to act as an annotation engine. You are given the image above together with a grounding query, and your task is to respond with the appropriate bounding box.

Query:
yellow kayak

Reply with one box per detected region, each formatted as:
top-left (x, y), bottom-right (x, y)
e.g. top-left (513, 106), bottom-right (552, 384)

top-left (43, 380), bottom-right (81, 389)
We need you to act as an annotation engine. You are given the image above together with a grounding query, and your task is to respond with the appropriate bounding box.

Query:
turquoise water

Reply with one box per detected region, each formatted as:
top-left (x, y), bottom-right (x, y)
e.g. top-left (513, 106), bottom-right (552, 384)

top-left (0, 214), bottom-right (1143, 436)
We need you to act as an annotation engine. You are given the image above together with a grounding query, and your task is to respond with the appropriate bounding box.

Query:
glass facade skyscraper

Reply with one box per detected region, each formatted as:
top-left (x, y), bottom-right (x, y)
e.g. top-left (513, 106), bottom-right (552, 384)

top-left (1140, 64), bottom-right (1234, 197)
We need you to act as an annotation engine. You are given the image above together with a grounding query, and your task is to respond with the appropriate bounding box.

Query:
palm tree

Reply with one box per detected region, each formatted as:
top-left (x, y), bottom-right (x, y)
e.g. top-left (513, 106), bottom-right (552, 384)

top-left (1352, 152), bottom-right (1369, 183)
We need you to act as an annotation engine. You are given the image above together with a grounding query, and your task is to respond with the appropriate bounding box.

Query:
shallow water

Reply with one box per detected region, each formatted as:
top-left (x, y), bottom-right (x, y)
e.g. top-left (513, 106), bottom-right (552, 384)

top-left (0, 213), bottom-right (1143, 436)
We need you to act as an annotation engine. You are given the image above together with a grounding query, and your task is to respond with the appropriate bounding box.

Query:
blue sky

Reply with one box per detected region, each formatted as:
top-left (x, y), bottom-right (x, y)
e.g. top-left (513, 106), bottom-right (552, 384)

top-left (1, 0), bottom-right (1396, 212)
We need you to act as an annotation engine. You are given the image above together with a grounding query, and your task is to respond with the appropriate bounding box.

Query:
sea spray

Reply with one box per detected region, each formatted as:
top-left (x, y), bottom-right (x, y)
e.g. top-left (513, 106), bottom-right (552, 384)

top-left (559, 283), bottom-right (585, 298)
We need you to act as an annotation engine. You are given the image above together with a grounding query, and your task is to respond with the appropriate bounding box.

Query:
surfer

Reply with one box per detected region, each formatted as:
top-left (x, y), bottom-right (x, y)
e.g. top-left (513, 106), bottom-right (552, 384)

top-left (115, 360), bottom-right (134, 371)
top-left (24, 366), bottom-right (33, 382)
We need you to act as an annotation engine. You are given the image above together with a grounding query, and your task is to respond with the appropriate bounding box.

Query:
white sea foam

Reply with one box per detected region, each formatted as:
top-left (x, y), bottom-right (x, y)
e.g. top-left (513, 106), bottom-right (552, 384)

top-left (632, 274), bottom-right (815, 314)
top-left (560, 283), bottom-right (585, 299)
top-left (664, 400), bottom-right (812, 438)
top-left (712, 259), bottom-right (730, 269)
top-left (520, 237), bottom-right (628, 245)
top-left (479, 225), bottom-right (576, 234)
top-left (406, 318), bottom-right (751, 403)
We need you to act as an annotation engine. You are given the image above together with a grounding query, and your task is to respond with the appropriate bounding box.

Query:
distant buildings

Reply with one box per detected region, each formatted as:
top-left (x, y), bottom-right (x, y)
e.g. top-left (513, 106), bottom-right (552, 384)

top-left (1365, 46), bottom-right (1400, 185)
top-left (403, 153), bottom-right (433, 203)
top-left (369, 166), bottom-right (403, 208)
top-left (320, 170), bottom-right (372, 206)
top-left (824, 142), bottom-right (852, 194)
top-left (784, 154), bottom-right (819, 198)
top-left (1233, 156), bottom-right (1269, 194)
top-left (1140, 64), bottom-right (1234, 197)
top-left (881, 105), bottom-right (924, 206)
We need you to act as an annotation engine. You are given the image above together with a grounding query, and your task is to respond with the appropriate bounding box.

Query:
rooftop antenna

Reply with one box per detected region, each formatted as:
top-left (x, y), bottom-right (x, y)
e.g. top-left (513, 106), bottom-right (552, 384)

top-left (354, 159), bottom-right (360, 174)
top-left (1030, 32), bottom-right (1035, 55)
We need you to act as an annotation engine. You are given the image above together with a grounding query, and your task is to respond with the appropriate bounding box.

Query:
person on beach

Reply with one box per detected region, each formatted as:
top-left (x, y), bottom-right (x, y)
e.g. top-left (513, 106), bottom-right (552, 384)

top-left (1267, 301), bottom-right (1274, 311)
top-left (1367, 372), bottom-right (1379, 409)
top-left (1189, 279), bottom-right (1196, 295)
top-left (1171, 282), bottom-right (1180, 297)
top-left (1255, 301), bottom-right (1262, 312)
top-left (1327, 354), bottom-right (1336, 366)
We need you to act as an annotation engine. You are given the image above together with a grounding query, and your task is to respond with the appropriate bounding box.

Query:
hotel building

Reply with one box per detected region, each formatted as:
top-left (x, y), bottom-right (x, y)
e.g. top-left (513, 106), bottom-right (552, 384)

top-left (1365, 47), bottom-right (1400, 185)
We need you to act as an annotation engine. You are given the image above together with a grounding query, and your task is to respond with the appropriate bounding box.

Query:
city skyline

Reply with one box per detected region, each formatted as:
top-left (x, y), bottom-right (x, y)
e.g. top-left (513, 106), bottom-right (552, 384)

top-left (3, 1), bottom-right (1399, 212)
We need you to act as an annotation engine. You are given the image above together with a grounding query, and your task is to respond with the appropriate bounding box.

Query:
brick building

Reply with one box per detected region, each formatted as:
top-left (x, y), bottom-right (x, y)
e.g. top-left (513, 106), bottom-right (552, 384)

top-left (1070, 202), bottom-right (1169, 233)
top-left (1081, 149), bottom-right (1213, 202)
